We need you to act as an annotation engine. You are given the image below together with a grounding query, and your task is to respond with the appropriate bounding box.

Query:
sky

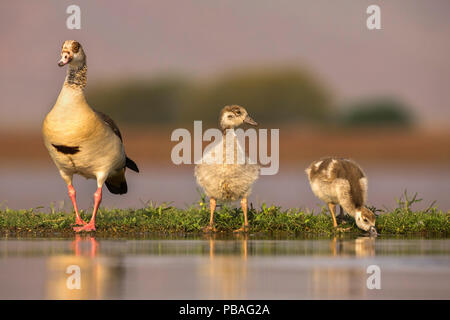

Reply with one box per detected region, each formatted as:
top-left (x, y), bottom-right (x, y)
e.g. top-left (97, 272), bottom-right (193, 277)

top-left (0, 0), bottom-right (449, 129)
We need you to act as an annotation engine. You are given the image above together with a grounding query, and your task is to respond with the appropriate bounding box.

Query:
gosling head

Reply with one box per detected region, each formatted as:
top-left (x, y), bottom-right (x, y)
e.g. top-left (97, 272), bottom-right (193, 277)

top-left (355, 207), bottom-right (377, 235)
top-left (58, 40), bottom-right (85, 67)
top-left (219, 105), bottom-right (257, 130)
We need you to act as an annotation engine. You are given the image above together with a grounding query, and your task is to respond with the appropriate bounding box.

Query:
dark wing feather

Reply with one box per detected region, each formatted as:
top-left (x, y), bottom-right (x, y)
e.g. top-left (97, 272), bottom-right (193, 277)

top-left (337, 160), bottom-right (365, 208)
top-left (95, 110), bottom-right (139, 173)
top-left (126, 157), bottom-right (139, 172)
top-left (105, 179), bottom-right (128, 194)
top-left (105, 169), bottom-right (128, 194)
top-left (94, 110), bottom-right (123, 141)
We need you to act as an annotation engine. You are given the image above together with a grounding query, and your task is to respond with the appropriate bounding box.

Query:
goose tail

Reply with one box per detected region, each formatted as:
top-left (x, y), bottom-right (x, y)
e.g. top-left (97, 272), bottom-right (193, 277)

top-left (126, 156), bottom-right (139, 173)
top-left (105, 169), bottom-right (128, 195)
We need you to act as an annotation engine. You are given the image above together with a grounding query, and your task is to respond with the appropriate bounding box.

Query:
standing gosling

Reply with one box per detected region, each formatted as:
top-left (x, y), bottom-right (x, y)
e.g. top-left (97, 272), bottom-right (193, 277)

top-left (195, 105), bottom-right (259, 233)
top-left (42, 40), bottom-right (139, 232)
top-left (305, 157), bottom-right (377, 235)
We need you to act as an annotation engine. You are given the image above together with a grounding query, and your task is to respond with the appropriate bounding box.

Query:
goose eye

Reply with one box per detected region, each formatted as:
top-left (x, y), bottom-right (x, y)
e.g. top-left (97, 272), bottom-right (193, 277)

top-left (236, 111), bottom-right (241, 115)
top-left (228, 115), bottom-right (233, 119)
top-left (363, 218), bottom-right (368, 222)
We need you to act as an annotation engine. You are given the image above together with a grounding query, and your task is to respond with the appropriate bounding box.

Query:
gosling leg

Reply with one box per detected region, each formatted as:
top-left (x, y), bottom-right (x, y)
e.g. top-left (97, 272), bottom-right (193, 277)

top-left (328, 203), bottom-right (338, 228)
top-left (330, 204), bottom-right (351, 232)
top-left (203, 198), bottom-right (217, 233)
top-left (336, 205), bottom-right (345, 224)
top-left (234, 197), bottom-right (249, 233)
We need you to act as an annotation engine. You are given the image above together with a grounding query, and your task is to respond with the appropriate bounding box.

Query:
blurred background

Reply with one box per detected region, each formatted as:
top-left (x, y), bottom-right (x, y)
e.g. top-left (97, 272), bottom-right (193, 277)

top-left (0, 0), bottom-right (449, 211)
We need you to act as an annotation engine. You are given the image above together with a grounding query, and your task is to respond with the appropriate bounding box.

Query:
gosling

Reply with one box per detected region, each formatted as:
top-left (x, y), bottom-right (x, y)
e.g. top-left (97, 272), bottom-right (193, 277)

top-left (195, 105), bottom-right (260, 233)
top-left (305, 157), bottom-right (377, 235)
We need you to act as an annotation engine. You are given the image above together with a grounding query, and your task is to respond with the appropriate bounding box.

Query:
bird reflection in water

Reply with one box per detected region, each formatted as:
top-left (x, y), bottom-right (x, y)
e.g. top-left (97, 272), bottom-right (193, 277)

top-left (46, 235), bottom-right (122, 299)
top-left (200, 234), bottom-right (249, 299)
top-left (329, 235), bottom-right (376, 257)
top-left (72, 234), bottom-right (98, 257)
top-left (310, 236), bottom-right (376, 299)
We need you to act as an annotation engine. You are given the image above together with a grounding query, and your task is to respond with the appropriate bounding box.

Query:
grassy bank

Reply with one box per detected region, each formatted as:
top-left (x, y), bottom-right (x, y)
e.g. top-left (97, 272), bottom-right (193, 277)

top-left (0, 194), bottom-right (448, 236)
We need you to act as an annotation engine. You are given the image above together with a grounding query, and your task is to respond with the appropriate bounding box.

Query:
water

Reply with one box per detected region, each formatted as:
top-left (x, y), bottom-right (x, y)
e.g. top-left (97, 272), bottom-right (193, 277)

top-left (0, 235), bottom-right (449, 299)
top-left (0, 164), bottom-right (449, 211)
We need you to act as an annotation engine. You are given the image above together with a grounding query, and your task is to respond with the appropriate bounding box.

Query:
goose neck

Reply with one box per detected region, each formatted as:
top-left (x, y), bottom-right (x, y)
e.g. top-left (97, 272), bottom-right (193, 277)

top-left (64, 62), bottom-right (87, 89)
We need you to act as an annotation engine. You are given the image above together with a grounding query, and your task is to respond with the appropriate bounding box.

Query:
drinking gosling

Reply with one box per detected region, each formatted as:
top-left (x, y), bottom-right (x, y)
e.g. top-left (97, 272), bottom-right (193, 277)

top-left (305, 157), bottom-right (377, 235)
top-left (42, 40), bottom-right (139, 232)
top-left (195, 105), bottom-right (259, 233)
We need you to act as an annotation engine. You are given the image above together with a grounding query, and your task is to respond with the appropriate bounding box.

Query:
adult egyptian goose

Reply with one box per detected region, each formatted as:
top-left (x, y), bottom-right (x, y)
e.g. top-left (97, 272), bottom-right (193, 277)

top-left (195, 105), bottom-right (260, 233)
top-left (305, 157), bottom-right (377, 235)
top-left (42, 40), bottom-right (139, 232)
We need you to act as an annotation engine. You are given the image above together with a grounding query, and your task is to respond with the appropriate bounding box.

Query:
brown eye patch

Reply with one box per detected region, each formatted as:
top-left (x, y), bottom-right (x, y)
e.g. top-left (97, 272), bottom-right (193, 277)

top-left (71, 41), bottom-right (80, 53)
top-left (231, 106), bottom-right (242, 114)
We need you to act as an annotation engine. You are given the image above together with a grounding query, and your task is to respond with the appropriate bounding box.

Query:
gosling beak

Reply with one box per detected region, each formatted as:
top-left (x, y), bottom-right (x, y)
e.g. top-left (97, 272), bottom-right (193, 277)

top-left (244, 115), bottom-right (258, 126)
top-left (369, 226), bottom-right (378, 236)
top-left (58, 55), bottom-right (72, 67)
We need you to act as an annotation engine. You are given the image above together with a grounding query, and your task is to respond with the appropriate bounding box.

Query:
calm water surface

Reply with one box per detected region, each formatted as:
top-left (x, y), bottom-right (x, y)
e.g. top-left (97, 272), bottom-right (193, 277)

top-left (0, 235), bottom-right (449, 299)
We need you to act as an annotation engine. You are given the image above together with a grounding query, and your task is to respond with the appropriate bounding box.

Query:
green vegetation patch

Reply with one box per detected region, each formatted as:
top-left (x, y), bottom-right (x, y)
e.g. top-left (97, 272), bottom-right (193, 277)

top-left (0, 193), bottom-right (448, 236)
top-left (339, 97), bottom-right (413, 127)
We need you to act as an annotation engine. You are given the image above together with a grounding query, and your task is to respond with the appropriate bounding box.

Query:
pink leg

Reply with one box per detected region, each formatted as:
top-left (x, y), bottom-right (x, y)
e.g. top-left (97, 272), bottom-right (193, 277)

top-left (68, 185), bottom-right (87, 225)
top-left (73, 187), bottom-right (102, 232)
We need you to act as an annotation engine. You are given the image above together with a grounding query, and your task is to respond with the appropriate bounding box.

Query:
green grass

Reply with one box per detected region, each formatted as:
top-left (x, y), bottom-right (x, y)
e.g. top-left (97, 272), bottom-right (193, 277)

top-left (0, 192), bottom-right (448, 236)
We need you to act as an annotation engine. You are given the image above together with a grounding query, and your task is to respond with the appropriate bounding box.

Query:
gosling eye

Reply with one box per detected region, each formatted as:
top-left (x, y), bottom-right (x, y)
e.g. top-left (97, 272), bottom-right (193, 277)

top-left (228, 115), bottom-right (233, 119)
top-left (236, 111), bottom-right (241, 115)
top-left (363, 218), bottom-right (368, 223)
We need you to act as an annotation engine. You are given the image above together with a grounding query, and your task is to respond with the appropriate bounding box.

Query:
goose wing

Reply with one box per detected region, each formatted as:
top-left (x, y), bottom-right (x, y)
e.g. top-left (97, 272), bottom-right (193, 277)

top-left (94, 110), bottom-right (123, 141)
top-left (94, 110), bottom-right (139, 173)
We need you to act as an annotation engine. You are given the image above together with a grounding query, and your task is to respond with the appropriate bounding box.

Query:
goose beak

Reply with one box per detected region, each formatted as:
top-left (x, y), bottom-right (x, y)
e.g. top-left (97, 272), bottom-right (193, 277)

top-left (244, 115), bottom-right (258, 126)
top-left (58, 54), bottom-right (72, 67)
top-left (369, 226), bottom-right (378, 236)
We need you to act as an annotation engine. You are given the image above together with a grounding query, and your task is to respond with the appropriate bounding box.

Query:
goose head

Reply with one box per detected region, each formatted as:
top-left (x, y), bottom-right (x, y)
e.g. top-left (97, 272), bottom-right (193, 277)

top-left (58, 40), bottom-right (85, 67)
top-left (355, 207), bottom-right (377, 235)
top-left (219, 105), bottom-right (257, 131)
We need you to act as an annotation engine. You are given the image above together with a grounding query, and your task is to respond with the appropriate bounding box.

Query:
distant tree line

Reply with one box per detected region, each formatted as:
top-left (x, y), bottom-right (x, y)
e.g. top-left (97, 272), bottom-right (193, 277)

top-left (338, 98), bottom-right (413, 127)
top-left (86, 68), bottom-right (413, 128)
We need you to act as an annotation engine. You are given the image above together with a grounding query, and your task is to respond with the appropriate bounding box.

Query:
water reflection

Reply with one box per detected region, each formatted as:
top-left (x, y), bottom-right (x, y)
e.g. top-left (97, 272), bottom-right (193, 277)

top-left (329, 236), bottom-right (376, 257)
top-left (200, 235), bottom-right (249, 299)
top-left (71, 235), bottom-right (99, 257)
top-left (199, 236), bottom-right (377, 299)
top-left (0, 235), bottom-right (449, 299)
top-left (310, 237), bottom-right (376, 299)
top-left (46, 235), bottom-right (123, 300)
